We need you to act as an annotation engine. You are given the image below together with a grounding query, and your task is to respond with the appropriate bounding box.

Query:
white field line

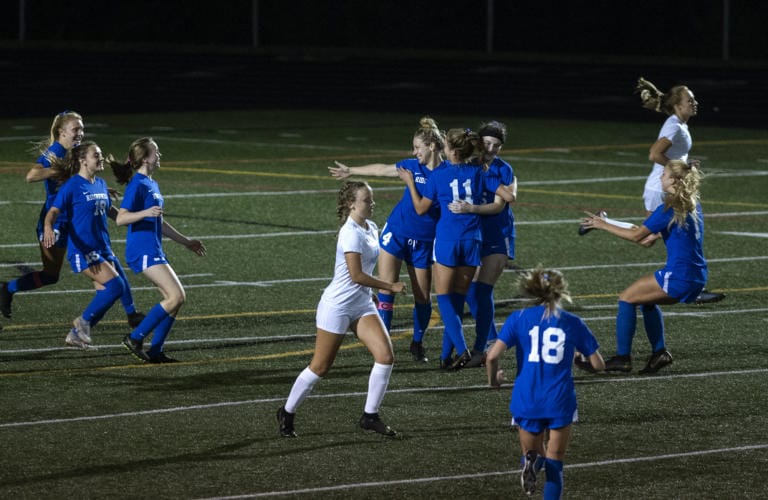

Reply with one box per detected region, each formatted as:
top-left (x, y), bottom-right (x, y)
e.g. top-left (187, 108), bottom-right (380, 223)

top-left (3, 255), bottom-right (766, 296)
top-left (3, 306), bottom-right (767, 355)
top-left (716, 231), bottom-right (768, 238)
top-left (1, 367), bottom-right (767, 430)
top-left (197, 443), bottom-right (768, 499)
top-left (2, 210), bottom-right (767, 250)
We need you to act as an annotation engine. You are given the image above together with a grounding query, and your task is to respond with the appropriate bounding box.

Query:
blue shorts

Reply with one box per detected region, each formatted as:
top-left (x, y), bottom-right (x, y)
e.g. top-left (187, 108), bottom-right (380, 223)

top-left (433, 239), bottom-right (480, 267)
top-left (654, 270), bottom-right (705, 304)
top-left (68, 250), bottom-right (116, 274)
top-left (128, 253), bottom-right (169, 274)
top-left (512, 411), bottom-right (578, 433)
top-left (36, 215), bottom-right (68, 249)
top-left (379, 228), bottom-right (433, 269)
top-left (481, 236), bottom-right (515, 259)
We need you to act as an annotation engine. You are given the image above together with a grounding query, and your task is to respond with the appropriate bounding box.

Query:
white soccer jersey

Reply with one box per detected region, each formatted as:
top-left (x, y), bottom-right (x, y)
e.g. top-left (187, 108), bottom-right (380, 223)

top-left (644, 114), bottom-right (692, 198)
top-left (320, 217), bottom-right (380, 309)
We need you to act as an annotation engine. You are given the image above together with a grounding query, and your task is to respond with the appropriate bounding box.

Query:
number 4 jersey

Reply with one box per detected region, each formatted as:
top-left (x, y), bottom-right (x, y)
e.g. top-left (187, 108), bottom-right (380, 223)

top-left (498, 305), bottom-right (600, 420)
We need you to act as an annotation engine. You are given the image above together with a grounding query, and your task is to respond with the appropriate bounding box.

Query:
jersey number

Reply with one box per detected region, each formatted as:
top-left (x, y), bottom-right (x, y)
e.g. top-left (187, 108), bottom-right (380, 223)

top-left (527, 326), bottom-right (565, 364)
top-left (449, 178), bottom-right (473, 203)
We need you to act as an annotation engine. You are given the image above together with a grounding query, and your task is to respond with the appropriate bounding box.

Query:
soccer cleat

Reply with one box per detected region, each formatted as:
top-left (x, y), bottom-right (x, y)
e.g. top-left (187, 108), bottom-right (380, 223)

top-left (409, 340), bottom-right (428, 363)
top-left (122, 334), bottom-right (149, 362)
top-left (65, 328), bottom-right (90, 349)
top-left (359, 412), bottom-right (397, 437)
top-left (450, 350), bottom-right (472, 371)
top-left (147, 352), bottom-right (179, 364)
top-left (72, 316), bottom-right (92, 344)
top-left (578, 210), bottom-right (607, 236)
top-left (638, 349), bottom-right (673, 375)
top-left (277, 406), bottom-right (297, 438)
top-left (0, 282), bottom-right (13, 318)
top-left (574, 353), bottom-right (597, 373)
top-left (462, 349), bottom-right (486, 368)
top-left (521, 450), bottom-right (538, 496)
top-left (127, 311), bottom-right (146, 328)
top-left (604, 355), bottom-right (632, 372)
top-left (694, 290), bottom-right (726, 305)
top-left (439, 356), bottom-right (455, 371)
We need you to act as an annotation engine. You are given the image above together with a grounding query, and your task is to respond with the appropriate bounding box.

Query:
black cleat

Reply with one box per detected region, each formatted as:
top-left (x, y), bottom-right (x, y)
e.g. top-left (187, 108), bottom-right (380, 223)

top-left (409, 340), bottom-right (428, 363)
top-left (638, 349), bottom-right (673, 374)
top-left (450, 350), bottom-right (472, 371)
top-left (127, 311), bottom-right (146, 328)
top-left (574, 353), bottom-right (597, 373)
top-left (0, 282), bottom-right (13, 319)
top-left (122, 334), bottom-right (149, 362)
top-left (462, 349), bottom-right (486, 368)
top-left (147, 352), bottom-right (179, 364)
top-left (694, 290), bottom-right (726, 305)
top-left (277, 406), bottom-right (297, 438)
top-left (521, 450), bottom-right (538, 497)
top-left (578, 210), bottom-right (607, 236)
top-left (359, 412), bottom-right (397, 437)
top-left (439, 356), bottom-right (455, 371)
top-left (604, 354), bottom-right (632, 372)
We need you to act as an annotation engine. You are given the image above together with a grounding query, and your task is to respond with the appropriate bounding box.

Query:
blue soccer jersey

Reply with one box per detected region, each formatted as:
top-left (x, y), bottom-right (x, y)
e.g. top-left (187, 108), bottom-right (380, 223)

top-left (498, 305), bottom-right (600, 420)
top-left (643, 203), bottom-right (707, 282)
top-left (120, 173), bottom-right (165, 267)
top-left (35, 142), bottom-right (70, 235)
top-left (385, 158), bottom-right (444, 241)
top-left (423, 162), bottom-right (501, 241)
top-left (52, 175), bottom-right (113, 262)
top-left (479, 157), bottom-right (515, 242)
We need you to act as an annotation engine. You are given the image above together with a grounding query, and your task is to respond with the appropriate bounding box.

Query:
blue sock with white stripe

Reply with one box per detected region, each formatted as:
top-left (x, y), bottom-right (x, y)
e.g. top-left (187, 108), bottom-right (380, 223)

top-left (130, 303), bottom-right (169, 341)
top-left (616, 300), bottom-right (637, 356)
top-left (641, 304), bottom-right (666, 352)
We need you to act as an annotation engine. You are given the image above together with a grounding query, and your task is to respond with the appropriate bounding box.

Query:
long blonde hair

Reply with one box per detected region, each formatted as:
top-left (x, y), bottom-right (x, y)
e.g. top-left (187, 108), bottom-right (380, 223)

top-left (518, 266), bottom-right (571, 319)
top-left (414, 116), bottom-right (445, 151)
top-left (664, 159), bottom-right (702, 231)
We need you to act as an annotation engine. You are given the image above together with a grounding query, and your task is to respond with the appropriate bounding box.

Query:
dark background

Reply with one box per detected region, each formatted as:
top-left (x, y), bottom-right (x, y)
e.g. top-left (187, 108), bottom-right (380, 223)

top-left (1, 0), bottom-right (767, 126)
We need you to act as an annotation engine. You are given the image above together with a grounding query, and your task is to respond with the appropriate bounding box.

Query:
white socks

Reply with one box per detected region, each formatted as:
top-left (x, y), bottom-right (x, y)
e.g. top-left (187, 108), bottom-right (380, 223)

top-left (285, 367), bottom-right (321, 413)
top-left (364, 362), bottom-right (393, 414)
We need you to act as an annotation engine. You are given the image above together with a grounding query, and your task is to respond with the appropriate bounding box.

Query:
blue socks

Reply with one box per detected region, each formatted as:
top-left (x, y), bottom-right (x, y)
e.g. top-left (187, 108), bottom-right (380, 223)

top-left (111, 259), bottom-right (138, 315)
top-left (543, 458), bottom-right (563, 500)
top-left (81, 277), bottom-right (125, 324)
top-left (377, 292), bottom-right (395, 333)
top-left (642, 304), bottom-right (666, 352)
top-left (412, 302), bottom-right (432, 343)
top-left (467, 282), bottom-right (495, 352)
top-left (436, 293), bottom-right (468, 360)
top-left (130, 303), bottom-right (170, 341)
top-left (147, 314), bottom-right (176, 357)
top-left (615, 300), bottom-right (637, 356)
top-left (7, 271), bottom-right (58, 293)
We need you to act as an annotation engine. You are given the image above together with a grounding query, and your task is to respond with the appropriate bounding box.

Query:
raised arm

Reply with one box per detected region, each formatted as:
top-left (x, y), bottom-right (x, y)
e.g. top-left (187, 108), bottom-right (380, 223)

top-left (328, 161), bottom-right (397, 179)
top-left (581, 211), bottom-right (652, 244)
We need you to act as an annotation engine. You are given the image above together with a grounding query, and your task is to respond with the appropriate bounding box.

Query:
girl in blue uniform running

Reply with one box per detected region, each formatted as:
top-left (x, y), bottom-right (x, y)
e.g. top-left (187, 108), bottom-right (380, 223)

top-left (110, 138), bottom-right (206, 363)
top-left (329, 117), bottom-right (446, 363)
top-left (398, 128), bottom-right (514, 370)
top-left (447, 120), bottom-right (518, 366)
top-left (580, 159), bottom-right (707, 374)
top-left (486, 267), bottom-right (604, 499)
top-left (1, 111), bottom-right (144, 327)
top-left (42, 142), bottom-right (129, 348)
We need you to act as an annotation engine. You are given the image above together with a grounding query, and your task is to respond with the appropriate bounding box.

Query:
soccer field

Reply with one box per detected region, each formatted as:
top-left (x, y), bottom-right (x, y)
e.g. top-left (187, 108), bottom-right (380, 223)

top-left (1, 109), bottom-right (767, 498)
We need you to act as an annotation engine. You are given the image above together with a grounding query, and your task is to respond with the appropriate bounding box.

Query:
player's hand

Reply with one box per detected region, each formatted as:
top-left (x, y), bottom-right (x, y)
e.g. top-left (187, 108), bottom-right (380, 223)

top-left (448, 200), bottom-right (473, 214)
top-left (187, 239), bottom-right (207, 256)
top-left (391, 281), bottom-right (407, 294)
top-left (580, 211), bottom-right (606, 231)
top-left (144, 206), bottom-right (164, 218)
top-left (328, 161), bottom-right (351, 179)
top-left (491, 369), bottom-right (506, 388)
top-left (107, 188), bottom-right (121, 201)
top-left (396, 167), bottom-right (414, 185)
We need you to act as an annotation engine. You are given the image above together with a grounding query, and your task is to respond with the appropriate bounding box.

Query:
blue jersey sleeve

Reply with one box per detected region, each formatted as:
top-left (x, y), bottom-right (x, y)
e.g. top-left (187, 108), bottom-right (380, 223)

top-left (643, 204), bottom-right (673, 234)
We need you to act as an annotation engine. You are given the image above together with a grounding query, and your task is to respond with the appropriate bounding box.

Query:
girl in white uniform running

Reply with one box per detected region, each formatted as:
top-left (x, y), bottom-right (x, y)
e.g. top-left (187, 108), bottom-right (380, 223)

top-left (277, 181), bottom-right (406, 438)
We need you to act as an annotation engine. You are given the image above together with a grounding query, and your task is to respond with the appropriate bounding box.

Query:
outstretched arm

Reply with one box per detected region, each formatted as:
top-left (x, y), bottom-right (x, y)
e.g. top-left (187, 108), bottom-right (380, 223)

top-left (328, 161), bottom-right (397, 179)
top-left (581, 211), bottom-right (652, 244)
top-left (25, 164), bottom-right (54, 183)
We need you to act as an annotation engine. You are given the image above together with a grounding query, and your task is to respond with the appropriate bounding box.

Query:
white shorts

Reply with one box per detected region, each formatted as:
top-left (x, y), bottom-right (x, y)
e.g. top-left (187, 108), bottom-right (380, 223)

top-left (643, 188), bottom-right (665, 212)
top-left (316, 298), bottom-right (379, 335)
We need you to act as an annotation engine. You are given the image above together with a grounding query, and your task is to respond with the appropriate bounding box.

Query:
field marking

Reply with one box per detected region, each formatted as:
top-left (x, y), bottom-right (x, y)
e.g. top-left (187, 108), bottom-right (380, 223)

top-left (716, 231), bottom-right (768, 238)
top-left (197, 443), bottom-right (768, 499)
top-left (1, 367), bottom-right (767, 429)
